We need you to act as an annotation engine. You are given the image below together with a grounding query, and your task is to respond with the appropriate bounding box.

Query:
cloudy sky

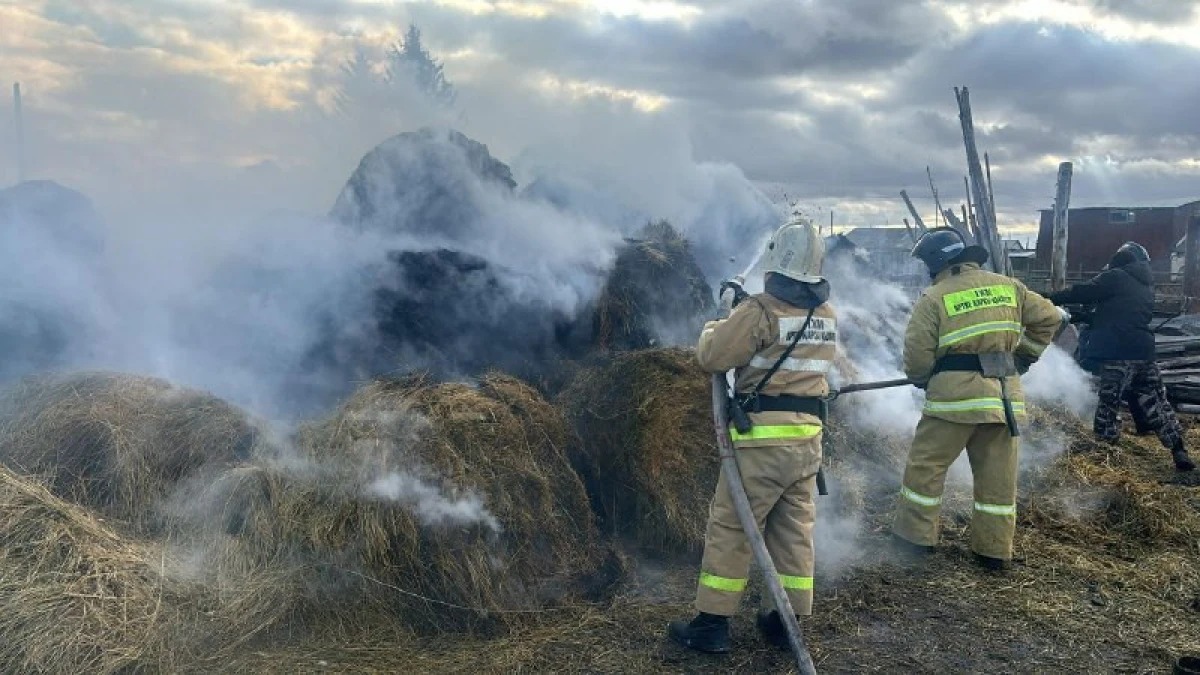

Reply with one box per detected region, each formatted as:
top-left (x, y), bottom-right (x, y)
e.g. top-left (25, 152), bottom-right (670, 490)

top-left (2, 0), bottom-right (1199, 237)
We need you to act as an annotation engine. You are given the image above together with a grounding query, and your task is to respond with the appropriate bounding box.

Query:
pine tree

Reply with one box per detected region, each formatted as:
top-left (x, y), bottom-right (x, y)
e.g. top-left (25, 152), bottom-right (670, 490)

top-left (387, 24), bottom-right (456, 107)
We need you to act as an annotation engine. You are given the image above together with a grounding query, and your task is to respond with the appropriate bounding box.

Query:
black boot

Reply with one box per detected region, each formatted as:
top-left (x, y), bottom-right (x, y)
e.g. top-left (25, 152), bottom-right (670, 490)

top-left (668, 613), bottom-right (730, 654)
top-left (756, 610), bottom-right (796, 650)
top-left (1172, 444), bottom-right (1196, 472)
top-left (974, 553), bottom-right (1008, 572)
top-left (890, 533), bottom-right (935, 557)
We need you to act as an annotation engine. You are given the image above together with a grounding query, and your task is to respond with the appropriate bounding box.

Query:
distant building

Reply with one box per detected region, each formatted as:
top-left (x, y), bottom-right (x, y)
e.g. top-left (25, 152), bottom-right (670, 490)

top-left (1003, 239), bottom-right (1037, 275)
top-left (1034, 200), bottom-right (1200, 275)
top-left (829, 227), bottom-right (926, 289)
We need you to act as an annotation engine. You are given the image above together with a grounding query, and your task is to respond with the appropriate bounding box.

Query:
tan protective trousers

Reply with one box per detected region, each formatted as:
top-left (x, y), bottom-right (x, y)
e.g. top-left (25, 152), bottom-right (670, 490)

top-left (694, 436), bottom-right (822, 617)
top-left (893, 416), bottom-right (1019, 559)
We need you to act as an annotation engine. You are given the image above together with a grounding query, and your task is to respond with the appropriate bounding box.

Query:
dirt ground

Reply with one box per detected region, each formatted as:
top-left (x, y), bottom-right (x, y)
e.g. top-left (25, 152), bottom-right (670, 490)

top-left (226, 421), bottom-right (1200, 675)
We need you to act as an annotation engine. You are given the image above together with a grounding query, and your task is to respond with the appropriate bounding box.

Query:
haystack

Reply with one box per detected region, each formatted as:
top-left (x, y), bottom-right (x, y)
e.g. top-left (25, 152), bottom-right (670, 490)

top-left (593, 221), bottom-right (714, 352)
top-left (559, 348), bottom-right (718, 554)
top-left (0, 466), bottom-right (174, 674)
top-left (0, 372), bottom-right (260, 532)
top-left (185, 373), bottom-right (612, 636)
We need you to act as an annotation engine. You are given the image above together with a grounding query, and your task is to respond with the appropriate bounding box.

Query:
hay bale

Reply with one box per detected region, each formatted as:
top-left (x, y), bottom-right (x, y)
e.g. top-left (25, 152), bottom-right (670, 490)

top-left (0, 466), bottom-right (174, 674)
top-left (593, 221), bottom-right (714, 351)
top-left (185, 372), bottom-right (610, 635)
top-left (0, 372), bottom-right (260, 531)
top-left (559, 348), bottom-right (718, 554)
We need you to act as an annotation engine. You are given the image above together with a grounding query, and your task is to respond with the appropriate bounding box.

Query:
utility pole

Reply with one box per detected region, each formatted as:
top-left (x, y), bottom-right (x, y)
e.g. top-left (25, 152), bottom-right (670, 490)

top-left (1050, 162), bottom-right (1073, 292)
top-left (13, 83), bottom-right (27, 183)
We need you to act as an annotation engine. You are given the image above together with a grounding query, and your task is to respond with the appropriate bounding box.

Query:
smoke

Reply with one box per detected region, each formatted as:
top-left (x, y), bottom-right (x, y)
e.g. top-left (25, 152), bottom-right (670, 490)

top-left (1022, 344), bottom-right (1097, 419)
top-left (365, 472), bottom-right (500, 531)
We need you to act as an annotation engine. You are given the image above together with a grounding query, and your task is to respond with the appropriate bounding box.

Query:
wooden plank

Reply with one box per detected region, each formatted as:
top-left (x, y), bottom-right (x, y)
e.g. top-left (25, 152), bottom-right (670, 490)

top-left (901, 190), bottom-right (927, 234)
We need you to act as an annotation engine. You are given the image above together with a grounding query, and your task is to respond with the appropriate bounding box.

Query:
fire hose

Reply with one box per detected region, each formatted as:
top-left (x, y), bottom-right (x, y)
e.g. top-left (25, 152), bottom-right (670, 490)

top-left (710, 374), bottom-right (916, 673)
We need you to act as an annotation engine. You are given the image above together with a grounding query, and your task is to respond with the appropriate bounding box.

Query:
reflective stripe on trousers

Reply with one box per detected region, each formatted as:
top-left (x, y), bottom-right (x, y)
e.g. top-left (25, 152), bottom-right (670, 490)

top-left (974, 501), bottom-right (1016, 516)
top-left (700, 572), bottom-right (812, 592)
top-left (901, 485), bottom-right (942, 507)
top-left (699, 572), bottom-right (747, 593)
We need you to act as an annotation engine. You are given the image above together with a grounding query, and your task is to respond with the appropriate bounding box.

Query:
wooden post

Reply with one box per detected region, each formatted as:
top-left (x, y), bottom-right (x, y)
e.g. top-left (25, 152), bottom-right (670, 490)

top-left (943, 208), bottom-right (964, 232)
top-left (710, 376), bottom-right (817, 675)
top-left (927, 166), bottom-right (944, 229)
top-left (1184, 213), bottom-right (1200, 313)
top-left (900, 190), bottom-right (926, 234)
top-left (984, 152), bottom-right (997, 226)
top-left (1050, 162), bottom-right (1073, 292)
top-left (902, 217), bottom-right (918, 244)
top-left (13, 83), bottom-right (26, 183)
top-left (962, 177), bottom-right (977, 243)
top-left (955, 87), bottom-right (1010, 275)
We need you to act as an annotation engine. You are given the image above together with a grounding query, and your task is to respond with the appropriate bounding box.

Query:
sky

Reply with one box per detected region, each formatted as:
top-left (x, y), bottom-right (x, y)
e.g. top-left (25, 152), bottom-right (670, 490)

top-left (2, 0), bottom-right (1200, 236)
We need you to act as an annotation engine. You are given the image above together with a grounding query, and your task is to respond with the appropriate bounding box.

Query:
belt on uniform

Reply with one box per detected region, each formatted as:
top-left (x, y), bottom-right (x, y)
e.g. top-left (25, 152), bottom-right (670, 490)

top-left (933, 353), bottom-right (984, 374)
top-left (736, 394), bottom-right (825, 417)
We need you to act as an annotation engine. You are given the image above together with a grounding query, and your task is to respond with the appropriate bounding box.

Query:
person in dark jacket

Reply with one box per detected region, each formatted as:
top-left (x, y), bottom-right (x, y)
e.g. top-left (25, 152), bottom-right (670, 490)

top-left (1047, 242), bottom-right (1195, 471)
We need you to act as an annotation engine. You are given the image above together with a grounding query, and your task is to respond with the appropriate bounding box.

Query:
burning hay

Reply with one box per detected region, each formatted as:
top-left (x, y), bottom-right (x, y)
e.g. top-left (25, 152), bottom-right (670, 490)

top-left (0, 466), bottom-right (174, 674)
top-left (593, 221), bottom-right (714, 351)
top-left (180, 372), bottom-right (612, 636)
top-left (0, 372), bottom-right (260, 532)
top-left (559, 348), bottom-right (718, 554)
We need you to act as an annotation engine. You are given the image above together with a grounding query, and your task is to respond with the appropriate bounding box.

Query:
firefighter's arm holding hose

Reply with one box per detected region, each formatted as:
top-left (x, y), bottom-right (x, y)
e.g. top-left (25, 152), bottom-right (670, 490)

top-left (697, 299), bottom-right (773, 374)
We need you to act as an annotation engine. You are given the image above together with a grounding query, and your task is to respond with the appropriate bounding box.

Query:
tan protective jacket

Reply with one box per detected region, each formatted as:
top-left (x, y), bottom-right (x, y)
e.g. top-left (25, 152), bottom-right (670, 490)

top-left (903, 263), bottom-right (1061, 425)
top-left (698, 292), bottom-right (837, 447)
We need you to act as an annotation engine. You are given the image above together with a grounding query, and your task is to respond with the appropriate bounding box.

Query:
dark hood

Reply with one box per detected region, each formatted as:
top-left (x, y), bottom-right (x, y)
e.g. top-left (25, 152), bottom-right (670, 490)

top-left (765, 273), bottom-right (830, 308)
top-left (1117, 260), bottom-right (1153, 286)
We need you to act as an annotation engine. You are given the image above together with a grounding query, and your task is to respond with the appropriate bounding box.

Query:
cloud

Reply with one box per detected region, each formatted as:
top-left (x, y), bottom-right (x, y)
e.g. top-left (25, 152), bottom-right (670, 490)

top-left (1, 0), bottom-right (1198, 237)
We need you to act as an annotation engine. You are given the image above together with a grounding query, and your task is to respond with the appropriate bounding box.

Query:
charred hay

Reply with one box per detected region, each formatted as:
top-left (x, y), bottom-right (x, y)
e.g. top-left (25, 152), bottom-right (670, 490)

top-left (593, 221), bottom-right (714, 352)
top-left (0, 372), bottom-right (260, 533)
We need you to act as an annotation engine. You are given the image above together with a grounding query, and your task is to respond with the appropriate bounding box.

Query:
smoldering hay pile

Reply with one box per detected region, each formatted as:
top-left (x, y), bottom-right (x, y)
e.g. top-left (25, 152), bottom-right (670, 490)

top-left (592, 221), bottom-right (714, 352)
top-left (0, 370), bottom-right (620, 669)
top-left (183, 372), bottom-right (615, 637)
top-left (0, 372), bottom-right (260, 532)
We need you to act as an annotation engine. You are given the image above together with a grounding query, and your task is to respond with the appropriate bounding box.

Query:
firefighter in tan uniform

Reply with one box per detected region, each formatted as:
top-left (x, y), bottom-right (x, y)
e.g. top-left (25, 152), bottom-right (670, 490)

top-left (668, 217), bottom-right (836, 654)
top-left (894, 228), bottom-right (1062, 570)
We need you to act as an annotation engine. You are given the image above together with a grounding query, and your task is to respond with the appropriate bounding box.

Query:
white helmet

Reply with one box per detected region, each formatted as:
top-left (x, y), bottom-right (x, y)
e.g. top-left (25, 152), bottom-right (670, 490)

top-left (760, 215), bottom-right (824, 283)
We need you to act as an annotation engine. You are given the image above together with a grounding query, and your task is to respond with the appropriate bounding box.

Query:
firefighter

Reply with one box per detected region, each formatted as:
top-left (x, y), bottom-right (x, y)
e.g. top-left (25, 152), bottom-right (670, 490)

top-left (894, 228), bottom-right (1061, 571)
top-left (668, 216), bottom-right (836, 654)
top-left (1047, 242), bottom-right (1195, 472)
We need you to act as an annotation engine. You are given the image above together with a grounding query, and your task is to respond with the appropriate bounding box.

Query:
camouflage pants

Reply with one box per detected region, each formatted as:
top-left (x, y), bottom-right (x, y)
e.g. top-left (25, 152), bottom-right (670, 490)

top-left (1091, 360), bottom-right (1183, 449)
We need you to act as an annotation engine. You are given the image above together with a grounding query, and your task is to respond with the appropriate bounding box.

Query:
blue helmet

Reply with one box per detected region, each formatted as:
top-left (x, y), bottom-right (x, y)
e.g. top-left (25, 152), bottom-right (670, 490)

top-left (911, 227), bottom-right (989, 277)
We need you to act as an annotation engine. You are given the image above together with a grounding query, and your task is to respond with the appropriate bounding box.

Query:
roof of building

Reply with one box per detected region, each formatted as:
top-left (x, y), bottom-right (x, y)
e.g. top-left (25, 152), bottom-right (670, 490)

top-left (1037, 199), bottom-right (1200, 214)
top-left (840, 227), bottom-right (915, 250)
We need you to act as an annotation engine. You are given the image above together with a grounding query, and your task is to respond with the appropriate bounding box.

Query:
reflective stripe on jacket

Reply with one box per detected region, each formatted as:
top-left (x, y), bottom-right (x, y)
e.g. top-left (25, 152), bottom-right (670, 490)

top-left (903, 263), bottom-right (1061, 425)
top-left (698, 292), bottom-right (836, 447)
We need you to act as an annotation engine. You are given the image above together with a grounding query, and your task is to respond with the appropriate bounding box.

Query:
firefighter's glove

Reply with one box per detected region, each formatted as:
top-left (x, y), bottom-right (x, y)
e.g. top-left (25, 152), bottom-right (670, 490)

top-left (719, 279), bottom-right (749, 313)
top-left (1016, 354), bottom-right (1035, 375)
